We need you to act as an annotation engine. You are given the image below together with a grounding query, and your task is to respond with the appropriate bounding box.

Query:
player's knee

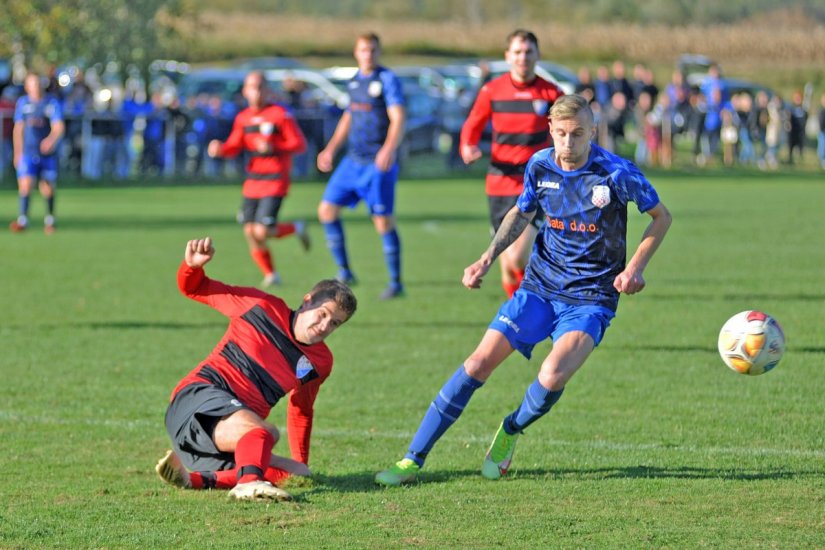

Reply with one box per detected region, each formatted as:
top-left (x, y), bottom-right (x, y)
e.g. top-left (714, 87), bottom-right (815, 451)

top-left (318, 202), bottom-right (337, 223)
top-left (373, 215), bottom-right (395, 233)
top-left (537, 365), bottom-right (572, 391)
top-left (463, 355), bottom-right (496, 381)
top-left (243, 224), bottom-right (265, 242)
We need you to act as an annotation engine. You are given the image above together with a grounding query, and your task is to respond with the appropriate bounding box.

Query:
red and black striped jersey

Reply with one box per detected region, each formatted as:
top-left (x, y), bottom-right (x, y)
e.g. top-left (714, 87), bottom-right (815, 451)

top-left (460, 74), bottom-right (563, 196)
top-left (171, 262), bottom-right (329, 464)
top-left (219, 103), bottom-right (307, 199)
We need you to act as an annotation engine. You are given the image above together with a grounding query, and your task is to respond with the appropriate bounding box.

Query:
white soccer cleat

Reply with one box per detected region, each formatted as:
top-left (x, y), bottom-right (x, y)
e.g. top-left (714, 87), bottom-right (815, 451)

top-left (228, 480), bottom-right (293, 502)
top-left (261, 272), bottom-right (283, 287)
top-left (155, 450), bottom-right (191, 489)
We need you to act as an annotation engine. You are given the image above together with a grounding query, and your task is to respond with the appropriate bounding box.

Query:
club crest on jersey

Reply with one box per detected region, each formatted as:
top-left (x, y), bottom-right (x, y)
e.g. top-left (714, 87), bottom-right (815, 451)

top-left (259, 122), bottom-right (274, 136)
top-left (368, 81), bottom-right (383, 97)
top-left (296, 355), bottom-right (317, 383)
top-left (532, 99), bottom-right (549, 115)
top-left (591, 185), bottom-right (611, 208)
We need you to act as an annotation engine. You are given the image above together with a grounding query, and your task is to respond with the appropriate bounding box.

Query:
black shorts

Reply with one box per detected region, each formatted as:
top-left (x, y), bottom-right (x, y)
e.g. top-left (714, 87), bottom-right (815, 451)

top-left (240, 196), bottom-right (284, 226)
top-left (487, 195), bottom-right (544, 235)
top-left (164, 383), bottom-right (249, 472)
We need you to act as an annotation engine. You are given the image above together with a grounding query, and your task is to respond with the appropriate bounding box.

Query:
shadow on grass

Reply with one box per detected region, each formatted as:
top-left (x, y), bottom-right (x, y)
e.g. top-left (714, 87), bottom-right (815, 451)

top-left (286, 464), bottom-right (825, 502)
top-left (607, 343), bottom-right (825, 355)
top-left (642, 291), bottom-right (825, 302)
top-left (2, 321), bottom-right (225, 331)
top-left (60, 215), bottom-right (238, 231)
top-left (297, 463), bottom-right (824, 499)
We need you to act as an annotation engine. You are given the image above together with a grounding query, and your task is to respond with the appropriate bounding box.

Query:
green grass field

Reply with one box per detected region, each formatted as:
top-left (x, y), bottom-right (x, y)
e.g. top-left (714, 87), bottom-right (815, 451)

top-left (1, 172), bottom-right (824, 548)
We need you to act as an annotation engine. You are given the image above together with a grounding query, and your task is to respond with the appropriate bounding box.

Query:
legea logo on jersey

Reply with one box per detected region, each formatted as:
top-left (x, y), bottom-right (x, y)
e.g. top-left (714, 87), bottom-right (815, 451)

top-left (497, 315), bottom-right (520, 333)
top-left (368, 81), bottom-right (383, 97)
top-left (532, 99), bottom-right (549, 116)
top-left (591, 185), bottom-right (611, 208)
top-left (537, 179), bottom-right (560, 189)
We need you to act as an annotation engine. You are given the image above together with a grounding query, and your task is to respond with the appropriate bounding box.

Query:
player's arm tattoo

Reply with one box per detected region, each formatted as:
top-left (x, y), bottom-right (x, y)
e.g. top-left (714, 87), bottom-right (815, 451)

top-left (486, 207), bottom-right (532, 260)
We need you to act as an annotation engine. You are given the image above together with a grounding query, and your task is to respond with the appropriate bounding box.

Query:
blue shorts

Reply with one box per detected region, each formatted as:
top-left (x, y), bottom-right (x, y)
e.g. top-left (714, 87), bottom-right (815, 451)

top-left (322, 156), bottom-right (399, 215)
top-left (17, 154), bottom-right (58, 183)
top-left (489, 289), bottom-right (616, 359)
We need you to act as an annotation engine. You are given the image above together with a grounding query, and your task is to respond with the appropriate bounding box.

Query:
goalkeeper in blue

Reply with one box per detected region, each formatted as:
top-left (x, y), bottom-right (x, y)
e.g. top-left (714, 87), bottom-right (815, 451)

top-left (376, 94), bottom-right (672, 486)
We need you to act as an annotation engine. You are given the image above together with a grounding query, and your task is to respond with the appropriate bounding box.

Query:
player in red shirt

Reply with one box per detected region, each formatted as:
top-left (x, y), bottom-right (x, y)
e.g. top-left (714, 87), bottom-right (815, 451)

top-left (208, 71), bottom-right (309, 287)
top-left (155, 237), bottom-right (357, 501)
top-left (460, 30), bottom-right (564, 298)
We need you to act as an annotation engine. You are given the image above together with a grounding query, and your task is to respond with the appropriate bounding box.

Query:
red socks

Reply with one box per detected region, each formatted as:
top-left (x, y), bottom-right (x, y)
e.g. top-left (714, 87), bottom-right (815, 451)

top-left (272, 222), bottom-right (295, 239)
top-left (250, 248), bottom-right (274, 276)
top-left (503, 268), bottom-right (525, 298)
top-left (235, 427), bottom-right (276, 484)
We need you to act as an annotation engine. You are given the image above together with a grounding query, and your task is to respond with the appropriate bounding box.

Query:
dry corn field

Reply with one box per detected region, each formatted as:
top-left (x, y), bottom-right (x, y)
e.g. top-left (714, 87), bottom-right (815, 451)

top-left (186, 10), bottom-right (825, 94)
top-left (193, 11), bottom-right (825, 66)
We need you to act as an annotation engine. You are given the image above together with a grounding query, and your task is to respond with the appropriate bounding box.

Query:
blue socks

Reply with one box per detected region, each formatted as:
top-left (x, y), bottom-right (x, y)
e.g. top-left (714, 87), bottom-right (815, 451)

top-left (381, 229), bottom-right (402, 288)
top-left (19, 195), bottom-right (30, 219)
top-left (503, 378), bottom-right (564, 435)
top-left (405, 366), bottom-right (483, 466)
top-left (322, 220), bottom-right (351, 275)
top-left (323, 220), bottom-right (402, 288)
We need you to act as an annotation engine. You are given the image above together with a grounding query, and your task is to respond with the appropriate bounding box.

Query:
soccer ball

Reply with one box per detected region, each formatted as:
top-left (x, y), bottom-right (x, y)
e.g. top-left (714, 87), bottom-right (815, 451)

top-left (717, 311), bottom-right (785, 376)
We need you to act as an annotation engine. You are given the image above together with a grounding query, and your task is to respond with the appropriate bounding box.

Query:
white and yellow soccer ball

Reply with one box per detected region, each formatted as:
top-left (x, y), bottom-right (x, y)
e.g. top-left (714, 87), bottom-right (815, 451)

top-left (717, 310), bottom-right (785, 376)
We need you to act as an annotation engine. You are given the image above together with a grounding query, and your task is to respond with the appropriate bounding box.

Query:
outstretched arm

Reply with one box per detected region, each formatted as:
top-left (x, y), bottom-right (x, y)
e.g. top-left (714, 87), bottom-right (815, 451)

top-left (463, 206), bottom-right (533, 289)
top-left (613, 202), bottom-right (672, 294)
top-left (178, 237), bottom-right (268, 315)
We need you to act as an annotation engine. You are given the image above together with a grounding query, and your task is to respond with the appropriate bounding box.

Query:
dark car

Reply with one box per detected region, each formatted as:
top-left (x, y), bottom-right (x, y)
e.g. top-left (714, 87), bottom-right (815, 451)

top-left (399, 82), bottom-right (442, 159)
top-left (176, 68), bottom-right (248, 105)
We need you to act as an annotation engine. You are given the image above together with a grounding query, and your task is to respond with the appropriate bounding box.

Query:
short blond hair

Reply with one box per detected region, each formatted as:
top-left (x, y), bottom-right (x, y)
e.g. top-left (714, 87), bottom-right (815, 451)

top-left (357, 32), bottom-right (380, 48)
top-left (549, 94), bottom-right (593, 123)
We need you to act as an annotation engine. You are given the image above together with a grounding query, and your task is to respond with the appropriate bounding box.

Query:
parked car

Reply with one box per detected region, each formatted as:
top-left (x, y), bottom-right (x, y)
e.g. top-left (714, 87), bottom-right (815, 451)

top-left (264, 68), bottom-right (349, 149)
top-left (263, 68), bottom-right (348, 110)
top-left (176, 67), bottom-right (247, 104)
top-left (433, 63), bottom-right (486, 99)
top-left (320, 66), bottom-right (358, 94)
top-left (399, 82), bottom-right (442, 158)
top-left (536, 61), bottom-right (579, 94)
top-left (392, 65), bottom-right (446, 98)
top-left (233, 56), bottom-right (308, 72)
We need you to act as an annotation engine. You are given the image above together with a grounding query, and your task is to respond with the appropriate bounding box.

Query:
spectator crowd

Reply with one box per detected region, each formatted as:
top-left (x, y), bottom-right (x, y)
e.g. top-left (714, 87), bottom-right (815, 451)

top-left (575, 60), bottom-right (823, 171)
top-left (1, 59), bottom-right (823, 183)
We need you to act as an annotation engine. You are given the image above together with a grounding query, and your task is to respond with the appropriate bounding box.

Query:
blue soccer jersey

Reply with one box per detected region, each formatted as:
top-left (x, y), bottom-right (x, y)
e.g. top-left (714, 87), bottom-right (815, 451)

top-left (345, 66), bottom-right (405, 162)
top-left (14, 94), bottom-right (64, 158)
top-left (517, 143), bottom-right (661, 311)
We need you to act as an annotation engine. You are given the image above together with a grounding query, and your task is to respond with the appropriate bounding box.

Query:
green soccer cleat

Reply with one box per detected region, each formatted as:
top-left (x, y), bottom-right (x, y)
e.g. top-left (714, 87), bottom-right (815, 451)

top-left (481, 422), bottom-right (520, 480)
top-left (375, 458), bottom-right (420, 487)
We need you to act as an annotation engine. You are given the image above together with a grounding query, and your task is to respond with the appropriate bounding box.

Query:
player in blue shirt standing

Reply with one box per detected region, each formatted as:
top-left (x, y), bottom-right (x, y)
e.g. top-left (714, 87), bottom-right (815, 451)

top-left (10, 72), bottom-right (65, 234)
top-left (316, 32), bottom-right (406, 300)
top-left (376, 94), bottom-right (672, 485)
